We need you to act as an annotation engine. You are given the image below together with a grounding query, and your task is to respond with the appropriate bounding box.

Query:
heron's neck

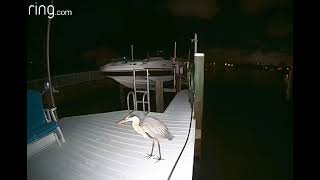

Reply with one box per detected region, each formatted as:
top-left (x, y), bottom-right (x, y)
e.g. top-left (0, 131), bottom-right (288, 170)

top-left (130, 117), bottom-right (149, 138)
top-left (131, 117), bottom-right (141, 127)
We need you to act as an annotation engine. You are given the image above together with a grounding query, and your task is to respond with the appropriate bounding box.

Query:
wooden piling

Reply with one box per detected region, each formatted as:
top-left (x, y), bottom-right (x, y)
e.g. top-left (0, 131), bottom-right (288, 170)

top-left (120, 84), bottom-right (125, 109)
top-left (175, 62), bottom-right (182, 92)
top-left (194, 53), bottom-right (204, 159)
top-left (156, 80), bottom-right (164, 112)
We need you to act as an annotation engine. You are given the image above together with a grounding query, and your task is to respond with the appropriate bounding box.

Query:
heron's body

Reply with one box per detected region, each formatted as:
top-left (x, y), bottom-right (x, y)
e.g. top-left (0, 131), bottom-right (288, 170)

top-left (141, 117), bottom-right (174, 140)
top-left (117, 114), bottom-right (174, 162)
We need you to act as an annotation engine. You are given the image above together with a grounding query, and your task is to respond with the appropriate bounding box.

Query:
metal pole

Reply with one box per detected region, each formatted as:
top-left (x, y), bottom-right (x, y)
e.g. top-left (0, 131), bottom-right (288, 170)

top-left (133, 70), bottom-right (137, 110)
top-left (131, 44), bottom-right (134, 61)
top-left (46, 0), bottom-right (56, 108)
top-left (194, 33), bottom-right (198, 53)
top-left (174, 41), bottom-right (177, 63)
top-left (146, 69), bottom-right (150, 113)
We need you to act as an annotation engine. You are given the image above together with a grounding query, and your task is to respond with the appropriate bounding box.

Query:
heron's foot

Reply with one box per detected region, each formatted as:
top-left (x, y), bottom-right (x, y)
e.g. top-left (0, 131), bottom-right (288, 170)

top-left (153, 156), bottom-right (164, 163)
top-left (144, 153), bottom-right (154, 159)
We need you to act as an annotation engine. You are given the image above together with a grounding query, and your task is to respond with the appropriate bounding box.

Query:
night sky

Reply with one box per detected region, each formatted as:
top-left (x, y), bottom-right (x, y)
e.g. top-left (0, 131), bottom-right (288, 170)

top-left (27, 0), bottom-right (292, 79)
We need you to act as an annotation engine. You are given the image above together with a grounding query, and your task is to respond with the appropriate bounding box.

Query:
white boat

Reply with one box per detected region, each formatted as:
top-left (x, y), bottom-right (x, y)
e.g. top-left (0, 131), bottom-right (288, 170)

top-left (100, 57), bottom-right (174, 72)
top-left (100, 57), bottom-right (175, 89)
top-left (99, 34), bottom-right (199, 90)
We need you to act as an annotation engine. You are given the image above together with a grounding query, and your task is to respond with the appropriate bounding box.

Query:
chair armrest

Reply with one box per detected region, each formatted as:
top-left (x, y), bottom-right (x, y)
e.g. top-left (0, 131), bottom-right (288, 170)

top-left (44, 107), bottom-right (58, 122)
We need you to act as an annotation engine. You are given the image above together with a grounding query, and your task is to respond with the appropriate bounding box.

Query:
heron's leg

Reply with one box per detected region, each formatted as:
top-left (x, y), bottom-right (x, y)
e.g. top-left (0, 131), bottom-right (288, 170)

top-left (154, 139), bottom-right (164, 163)
top-left (144, 138), bottom-right (155, 159)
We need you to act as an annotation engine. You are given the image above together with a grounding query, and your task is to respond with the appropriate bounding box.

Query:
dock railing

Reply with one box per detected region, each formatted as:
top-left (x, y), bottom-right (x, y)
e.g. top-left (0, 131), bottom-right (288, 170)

top-left (27, 71), bottom-right (107, 89)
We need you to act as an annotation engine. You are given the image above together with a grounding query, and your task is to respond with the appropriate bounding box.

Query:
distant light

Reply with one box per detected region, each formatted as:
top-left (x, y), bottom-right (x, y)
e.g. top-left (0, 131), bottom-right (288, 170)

top-left (30, 61), bottom-right (32, 64)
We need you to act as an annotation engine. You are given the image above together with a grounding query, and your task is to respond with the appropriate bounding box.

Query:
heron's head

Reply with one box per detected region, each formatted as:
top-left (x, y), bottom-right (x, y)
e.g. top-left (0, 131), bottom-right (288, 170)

top-left (117, 114), bottom-right (141, 126)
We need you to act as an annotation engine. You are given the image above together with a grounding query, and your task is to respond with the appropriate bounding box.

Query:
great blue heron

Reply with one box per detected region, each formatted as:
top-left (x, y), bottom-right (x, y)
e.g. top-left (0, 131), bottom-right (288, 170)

top-left (117, 113), bottom-right (174, 162)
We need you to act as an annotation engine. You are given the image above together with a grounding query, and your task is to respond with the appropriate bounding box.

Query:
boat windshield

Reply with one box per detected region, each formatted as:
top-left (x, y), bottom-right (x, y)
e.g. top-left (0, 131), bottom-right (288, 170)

top-left (109, 57), bottom-right (166, 63)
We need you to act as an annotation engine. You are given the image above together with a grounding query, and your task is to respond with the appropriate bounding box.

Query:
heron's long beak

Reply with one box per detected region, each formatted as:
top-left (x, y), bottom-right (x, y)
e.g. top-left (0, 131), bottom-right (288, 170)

top-left (116, 119), bottom-right (127, 126)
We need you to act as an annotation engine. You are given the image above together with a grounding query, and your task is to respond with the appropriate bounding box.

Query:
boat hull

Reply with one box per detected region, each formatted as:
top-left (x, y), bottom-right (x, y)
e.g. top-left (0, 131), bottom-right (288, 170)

top-left (108, 75), bottom-right (174, 89)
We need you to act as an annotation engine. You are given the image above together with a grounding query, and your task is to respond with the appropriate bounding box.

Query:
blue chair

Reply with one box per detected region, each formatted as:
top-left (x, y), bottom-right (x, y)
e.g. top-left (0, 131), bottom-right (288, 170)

top-left (27, 90), bottom-right (65, 147)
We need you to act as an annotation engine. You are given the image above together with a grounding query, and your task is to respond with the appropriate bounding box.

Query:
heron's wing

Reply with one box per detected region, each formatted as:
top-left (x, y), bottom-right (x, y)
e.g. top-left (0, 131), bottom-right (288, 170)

top-left (142, 117), bottom-right (174, 140)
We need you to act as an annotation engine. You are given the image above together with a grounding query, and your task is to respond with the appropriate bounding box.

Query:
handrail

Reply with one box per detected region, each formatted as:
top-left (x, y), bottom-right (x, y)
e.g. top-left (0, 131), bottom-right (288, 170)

top-left (142, 92), bottom-right (150, 114)
top-left (127, 91), bottom-right (136, 112)
top-left (133, 69), bottom-right (150, 115)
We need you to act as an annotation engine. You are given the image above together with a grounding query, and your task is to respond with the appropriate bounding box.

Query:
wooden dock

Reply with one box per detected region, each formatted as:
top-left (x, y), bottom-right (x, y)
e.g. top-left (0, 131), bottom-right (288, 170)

top-left (27, 90), bottom-right (195, 180)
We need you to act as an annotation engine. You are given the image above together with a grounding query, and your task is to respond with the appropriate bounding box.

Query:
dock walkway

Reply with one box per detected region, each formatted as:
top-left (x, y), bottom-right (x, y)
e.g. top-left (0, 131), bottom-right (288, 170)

top-left (27, 90), bottom-right (195, 180)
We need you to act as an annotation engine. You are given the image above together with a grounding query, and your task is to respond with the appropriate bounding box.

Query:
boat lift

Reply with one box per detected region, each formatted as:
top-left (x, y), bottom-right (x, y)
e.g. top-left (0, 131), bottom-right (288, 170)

top-left (126, 33), bottom-right (198, 114)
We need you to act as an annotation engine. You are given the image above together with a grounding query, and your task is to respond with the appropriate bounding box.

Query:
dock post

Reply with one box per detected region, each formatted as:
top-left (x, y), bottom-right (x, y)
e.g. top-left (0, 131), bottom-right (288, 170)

top-left (120, 84), bottom-right (125, 109)
top-left (156, 80), bottom-right (164, 112)
top-left (194, 53), bottom-right (204, 159)
top-left (176, 62), bottom-right (181, 92)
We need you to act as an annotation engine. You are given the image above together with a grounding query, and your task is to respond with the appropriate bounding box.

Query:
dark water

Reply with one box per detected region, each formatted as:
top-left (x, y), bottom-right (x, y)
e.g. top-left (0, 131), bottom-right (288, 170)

top-left (35, 68), bottom-right (292, 180)
top-left (197, 69), bottom-right (292, 180)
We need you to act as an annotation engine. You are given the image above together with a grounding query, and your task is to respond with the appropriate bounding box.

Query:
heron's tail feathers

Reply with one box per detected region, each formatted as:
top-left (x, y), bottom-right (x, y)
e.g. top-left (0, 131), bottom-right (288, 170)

top-left (167, 132), bottom-right (174, 141)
